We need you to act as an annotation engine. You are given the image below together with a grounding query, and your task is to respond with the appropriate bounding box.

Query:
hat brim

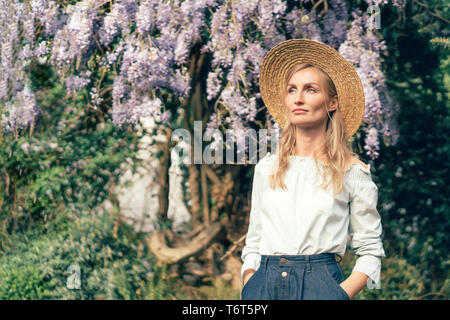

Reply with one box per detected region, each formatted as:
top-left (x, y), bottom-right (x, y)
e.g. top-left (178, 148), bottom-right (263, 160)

top-left (259, 39), bottom-right (365, 140)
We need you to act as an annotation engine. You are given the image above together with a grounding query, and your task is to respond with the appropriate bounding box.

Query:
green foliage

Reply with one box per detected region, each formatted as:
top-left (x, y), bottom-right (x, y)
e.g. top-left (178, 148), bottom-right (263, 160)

top-left (340, 255), bottom-right (427, 300)
top-left (370, 1), bottom-right (450, 298)
top-left (0, 59), bottom-right (181, 299)
top-left (0, 264), bottom-right (55, 300)
top-left (0, 60), bottom-right (141, 245)
top-left (195, 278), bottom-right (241, 300)
top-left (0, 211), bottom-right (188, 300)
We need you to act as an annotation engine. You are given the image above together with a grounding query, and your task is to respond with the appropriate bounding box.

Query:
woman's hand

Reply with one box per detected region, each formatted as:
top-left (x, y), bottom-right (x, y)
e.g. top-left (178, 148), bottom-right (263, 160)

top-left (243, 268), bottom-right (256, 286)
top-left (339, 271), bottom-right (369, 299)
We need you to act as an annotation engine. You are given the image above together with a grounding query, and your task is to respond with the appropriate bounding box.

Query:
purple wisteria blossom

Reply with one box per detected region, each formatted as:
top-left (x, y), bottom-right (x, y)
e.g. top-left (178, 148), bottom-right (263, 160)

top-left (0, 0), bottom-right (400, 161)
top-left (98, 0), bottom-right (137, 47)
top-left (220, 86), bottom-right (257, 125)
top-left (90, 87), bottom-right (104, 108)
top-left (65, 70), bottom-right (92, 95)
top-left (206, 67), bottom-right (224, 101)
top-left (30, 0), bottom-right (64, 37)
top-left (169, 68), bottom-right (191, 98)
top-left (50, 0), bottom-right (100, 73)
top-left (135, 0), bottom-right (158, 35)
top-left (107, 0), bottom-right (215, 127)
top-left (113, 95), bottom-right (172, 128)
top-left (204, 113), bottom-right (223, 153)
top-left (0, 0), bottom-right (55, 130)
top-left (1, 83), bottom-right (40, 132)
top-left (338, 12), bottom-right (399, 158)
top-left (364, 127), bottom-right (380, 159)
top-left (321, 0), bottom-right (348, 48)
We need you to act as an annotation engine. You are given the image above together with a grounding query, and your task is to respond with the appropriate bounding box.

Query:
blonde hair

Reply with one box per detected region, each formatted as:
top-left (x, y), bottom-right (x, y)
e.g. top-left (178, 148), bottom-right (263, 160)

top-left (268, 63), bottom-right (358, 197)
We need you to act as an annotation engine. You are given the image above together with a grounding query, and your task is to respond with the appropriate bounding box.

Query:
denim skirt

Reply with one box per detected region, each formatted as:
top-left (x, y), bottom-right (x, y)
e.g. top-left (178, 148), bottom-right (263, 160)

top-left (241, 253), bottom-right (350, 300)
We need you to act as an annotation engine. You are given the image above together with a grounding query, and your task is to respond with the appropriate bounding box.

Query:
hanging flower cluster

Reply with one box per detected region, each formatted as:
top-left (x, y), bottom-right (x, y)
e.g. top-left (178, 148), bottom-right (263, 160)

top-left (0, 0), bottom-right (405, 159)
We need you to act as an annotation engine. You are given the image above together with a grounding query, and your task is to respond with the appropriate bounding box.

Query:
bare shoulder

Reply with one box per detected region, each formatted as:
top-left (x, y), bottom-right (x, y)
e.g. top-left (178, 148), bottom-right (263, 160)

top-left (350, 157), bottom-right (369, 170)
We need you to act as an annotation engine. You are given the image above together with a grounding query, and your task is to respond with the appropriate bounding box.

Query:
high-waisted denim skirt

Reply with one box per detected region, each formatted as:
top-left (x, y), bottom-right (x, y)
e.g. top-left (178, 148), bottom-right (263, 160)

top-left (241, 253), bottom-right (350, 300)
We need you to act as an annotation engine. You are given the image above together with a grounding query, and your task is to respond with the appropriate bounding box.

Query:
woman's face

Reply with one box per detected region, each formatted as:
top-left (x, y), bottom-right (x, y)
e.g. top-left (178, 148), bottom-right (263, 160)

top-left (284, 67), bottom-right (337, 130)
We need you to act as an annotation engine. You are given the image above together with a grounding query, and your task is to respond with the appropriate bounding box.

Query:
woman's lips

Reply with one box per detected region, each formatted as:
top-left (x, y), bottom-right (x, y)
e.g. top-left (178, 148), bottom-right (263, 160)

top-left (293, 108), bottom-right (308, 114)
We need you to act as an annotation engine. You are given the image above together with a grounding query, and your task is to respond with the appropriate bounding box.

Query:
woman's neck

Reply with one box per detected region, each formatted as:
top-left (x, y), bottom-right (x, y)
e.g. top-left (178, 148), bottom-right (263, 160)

top-left (293, 126), bottom-right (327, 158)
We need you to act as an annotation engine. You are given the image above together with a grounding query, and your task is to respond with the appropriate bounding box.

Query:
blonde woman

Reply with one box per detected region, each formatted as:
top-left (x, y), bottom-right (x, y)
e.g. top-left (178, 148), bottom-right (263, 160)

top-left (240, 39), bottom-right (386, 300)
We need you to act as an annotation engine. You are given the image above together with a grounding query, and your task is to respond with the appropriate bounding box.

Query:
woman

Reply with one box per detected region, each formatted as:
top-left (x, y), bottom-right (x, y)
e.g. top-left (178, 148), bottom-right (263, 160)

top-left (240, 39), bottom-right (386, 300)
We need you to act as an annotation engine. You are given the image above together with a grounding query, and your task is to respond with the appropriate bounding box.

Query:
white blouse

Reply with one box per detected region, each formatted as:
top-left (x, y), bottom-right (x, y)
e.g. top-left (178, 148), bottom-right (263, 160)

top-left (241, 152), bottom-right (386, 290)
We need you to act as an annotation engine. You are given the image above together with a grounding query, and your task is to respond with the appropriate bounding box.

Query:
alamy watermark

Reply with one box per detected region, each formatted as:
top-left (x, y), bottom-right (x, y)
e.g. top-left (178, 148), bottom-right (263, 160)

top-left (171, 121), bottom-right (281, 165)
top-left (366, 5), bottom-right (381, 30)
top-left (65, 264), bottom-right (81, 290)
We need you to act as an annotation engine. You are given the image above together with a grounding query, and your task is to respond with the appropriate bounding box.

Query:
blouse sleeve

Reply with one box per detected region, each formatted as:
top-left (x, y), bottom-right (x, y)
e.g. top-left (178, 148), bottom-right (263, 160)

top-left (348, 165), bottom-right (386, 289)
top-left (240, 158), bottom-right (264, 284)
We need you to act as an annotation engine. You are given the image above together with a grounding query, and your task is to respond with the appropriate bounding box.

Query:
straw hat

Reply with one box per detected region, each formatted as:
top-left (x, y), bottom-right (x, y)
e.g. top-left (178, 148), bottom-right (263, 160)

top-left (259, 39), bottom-right (365, 140)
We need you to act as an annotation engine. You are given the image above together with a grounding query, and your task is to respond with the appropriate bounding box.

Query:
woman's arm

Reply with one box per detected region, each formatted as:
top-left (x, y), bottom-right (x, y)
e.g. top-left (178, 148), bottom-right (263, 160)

top-left (339, 271), bottom-right (368, 299)
top-left (243, 268), bottom-right (256, 286)
top-left (241, 161), bottom-right (264, 285)
top-left (346, 164), bottom-right (387, 296)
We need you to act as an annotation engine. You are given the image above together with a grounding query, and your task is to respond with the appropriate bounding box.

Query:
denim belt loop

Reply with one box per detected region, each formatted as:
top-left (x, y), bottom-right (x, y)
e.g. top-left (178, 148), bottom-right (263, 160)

top-left (305, 255), bottom-right (311, 272)
top-left (262, 256), bottom-right (269, 272)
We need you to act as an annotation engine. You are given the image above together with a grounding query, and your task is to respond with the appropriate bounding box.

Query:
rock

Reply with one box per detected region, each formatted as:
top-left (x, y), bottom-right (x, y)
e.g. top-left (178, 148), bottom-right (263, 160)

top-left (182, 274), bottom-right (199, 286)
top-left (220, 272), bottom-right (233, 283)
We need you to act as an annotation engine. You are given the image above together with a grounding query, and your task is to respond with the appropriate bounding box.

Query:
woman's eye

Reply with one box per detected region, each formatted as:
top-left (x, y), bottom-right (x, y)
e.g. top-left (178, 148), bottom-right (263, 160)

top-left (288, 87), bottom-right (317, 93)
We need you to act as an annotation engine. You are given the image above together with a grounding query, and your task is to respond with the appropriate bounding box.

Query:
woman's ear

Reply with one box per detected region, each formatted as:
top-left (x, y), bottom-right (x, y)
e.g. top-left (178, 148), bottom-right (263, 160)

top-left (328, 95), bottom-right (338, 112)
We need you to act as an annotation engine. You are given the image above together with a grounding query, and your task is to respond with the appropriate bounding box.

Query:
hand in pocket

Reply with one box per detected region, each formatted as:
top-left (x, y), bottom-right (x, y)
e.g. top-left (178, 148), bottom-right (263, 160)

top-left (243, 269), bottom-right (256, 287)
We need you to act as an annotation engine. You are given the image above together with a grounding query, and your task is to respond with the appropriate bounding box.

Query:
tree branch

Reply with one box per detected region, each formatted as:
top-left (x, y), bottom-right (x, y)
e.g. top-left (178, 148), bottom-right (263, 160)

top-left (187, 164), bottom-right (201, 225)
top-left (147, 222), bottom-right (222, 264)
top-left (156, 127), bottom-right (172, 221)
top-left (412, 0), bottom-right (450, 24)
top-left (219, 233), bottom-right (246, 261)
top-left (201, 163), bottom-right (210, 226)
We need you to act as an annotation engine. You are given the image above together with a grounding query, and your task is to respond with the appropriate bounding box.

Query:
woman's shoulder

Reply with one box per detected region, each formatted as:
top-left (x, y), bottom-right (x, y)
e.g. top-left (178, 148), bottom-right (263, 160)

top-left (345, 156), bottom-right (374, 185)
top-left (350, 157), bottom-right (369, 169)
top-left (255, 152), bottom-right (275, 168)
top-left (254, 152), bottom-right (279, 175)
top-left (345, 157), bottom-right (370, 172)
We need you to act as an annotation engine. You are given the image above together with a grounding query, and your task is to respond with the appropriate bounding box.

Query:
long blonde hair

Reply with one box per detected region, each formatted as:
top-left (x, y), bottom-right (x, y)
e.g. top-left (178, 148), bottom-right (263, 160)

top-left (268, 63), bottom-right (358, 197)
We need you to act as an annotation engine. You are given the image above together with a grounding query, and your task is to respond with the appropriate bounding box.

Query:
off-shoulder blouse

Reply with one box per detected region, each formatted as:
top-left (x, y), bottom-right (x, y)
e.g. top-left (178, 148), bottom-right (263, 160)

top-left (241, 152), bottom-right (386, 290)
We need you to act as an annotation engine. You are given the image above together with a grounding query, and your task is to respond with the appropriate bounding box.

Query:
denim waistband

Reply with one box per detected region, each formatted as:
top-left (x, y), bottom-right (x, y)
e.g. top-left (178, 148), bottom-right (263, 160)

top-left (260, 253), bottom-right (340, 272)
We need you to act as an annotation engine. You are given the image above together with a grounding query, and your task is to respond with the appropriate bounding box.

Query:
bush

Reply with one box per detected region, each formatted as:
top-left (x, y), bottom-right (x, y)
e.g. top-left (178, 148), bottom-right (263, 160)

top-left (0, 211), bottom-right (188, 300)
